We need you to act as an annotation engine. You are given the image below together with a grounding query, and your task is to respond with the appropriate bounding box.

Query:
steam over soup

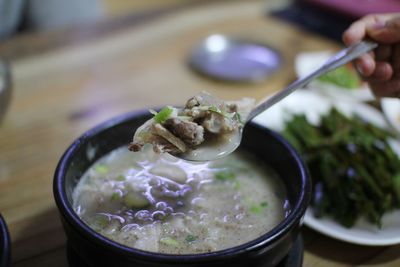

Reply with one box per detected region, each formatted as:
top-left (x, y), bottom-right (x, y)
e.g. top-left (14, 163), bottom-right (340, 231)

top-left (73, 146), bottom-right (289, 254)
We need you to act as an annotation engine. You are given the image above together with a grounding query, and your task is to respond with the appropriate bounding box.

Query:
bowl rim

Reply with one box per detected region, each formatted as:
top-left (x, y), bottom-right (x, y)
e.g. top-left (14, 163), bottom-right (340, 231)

top-left (53, 109), bottom-right (311, 263)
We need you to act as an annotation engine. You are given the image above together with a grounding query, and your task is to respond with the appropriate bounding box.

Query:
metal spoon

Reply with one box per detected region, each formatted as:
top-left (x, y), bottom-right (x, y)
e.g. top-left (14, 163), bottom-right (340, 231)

top-left (179, 41), bottom-right (378, 161)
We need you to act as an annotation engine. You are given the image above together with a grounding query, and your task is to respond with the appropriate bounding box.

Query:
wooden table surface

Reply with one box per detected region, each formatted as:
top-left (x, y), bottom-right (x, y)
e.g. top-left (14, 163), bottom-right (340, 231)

top-left (0, 1), bottom-right (399, 266)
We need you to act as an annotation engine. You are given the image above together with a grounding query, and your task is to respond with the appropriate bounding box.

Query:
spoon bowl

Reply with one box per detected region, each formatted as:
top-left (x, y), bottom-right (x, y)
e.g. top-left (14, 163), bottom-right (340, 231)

top-left (177, 41), bottom-right (377, 162)
top-left (177, 128), bottom-right (242, 161)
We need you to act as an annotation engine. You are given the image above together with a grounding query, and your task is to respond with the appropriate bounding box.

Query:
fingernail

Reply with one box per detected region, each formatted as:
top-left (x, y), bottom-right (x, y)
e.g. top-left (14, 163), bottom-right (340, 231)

top-left (355, 64), bottom-right (365, 76)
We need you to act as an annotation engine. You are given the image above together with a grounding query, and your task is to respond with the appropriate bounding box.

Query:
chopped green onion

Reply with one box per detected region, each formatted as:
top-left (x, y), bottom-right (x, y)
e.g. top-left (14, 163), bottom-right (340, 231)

top-left (92, 214), bottom-right (109, 230)
top-left (160, 237), bottom-right (179, 246)
top-left (249, 201), bottom-right (268, 214)
top-left (124, 192), bottom-right (149, 208)
top-left (233, 180), bottom-right (241, 190)
top-left (215, 170), bottom-right (235, 181)
top-left (199, 105), bottom-right (210, 111)
top-left (153, 106), bottom-right (173, 123)
top-left (95, 164), bottom-right (109, 174)
top-left (178, 116), bottom-right (191, 121)
top-left (215, 170), bottom-right (240, 189)
top-left (116, 175), bottom-right (126, 181)
top-left (149, 109), bottom-right (158, 115)
top-left (209, 105), bottom-right (235, 119)
top-left (209, 106), bottom-right (222, 114)
top-left (185, 234), bottom-right (197, 243)
top-left (142, 143), bottom-right (153, 150)
top-left (250, 205), bottom-right (262, 214)
top-left (84, 176), bottom-right (92, 185)
top-left (111, 192), bottom-right (120, 201)
top-left (234, 112), bottom-right (243, 124)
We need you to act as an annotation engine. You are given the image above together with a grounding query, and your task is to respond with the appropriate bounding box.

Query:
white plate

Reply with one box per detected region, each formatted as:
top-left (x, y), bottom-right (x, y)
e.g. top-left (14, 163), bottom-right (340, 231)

top-left (253, 90), bottom-right (400, 246)
top-left (381, 97), bottom-right (400, 135)
top-left (295, 51), bottom-right (374, 102)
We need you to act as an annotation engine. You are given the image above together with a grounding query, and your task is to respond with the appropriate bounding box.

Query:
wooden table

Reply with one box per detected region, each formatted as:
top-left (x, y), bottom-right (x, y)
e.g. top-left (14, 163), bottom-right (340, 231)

top-left (0, 1), bottom-right (399, 266)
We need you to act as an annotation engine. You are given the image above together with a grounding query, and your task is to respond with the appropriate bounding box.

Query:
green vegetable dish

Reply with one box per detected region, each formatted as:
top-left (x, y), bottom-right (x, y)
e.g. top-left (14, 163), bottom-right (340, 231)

top-left (317, 65), bottom-right (360, 89)
top-left (282, 108), bottom-right (400, 228)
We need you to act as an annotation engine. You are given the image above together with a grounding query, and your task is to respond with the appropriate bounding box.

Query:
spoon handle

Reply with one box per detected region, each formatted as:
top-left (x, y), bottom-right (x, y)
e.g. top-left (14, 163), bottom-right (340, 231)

top-left (246, 41), bottom-right (378, 122)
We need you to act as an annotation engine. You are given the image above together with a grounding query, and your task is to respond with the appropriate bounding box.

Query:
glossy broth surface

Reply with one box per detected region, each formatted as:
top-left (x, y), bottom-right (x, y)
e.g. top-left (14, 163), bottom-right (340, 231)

top-left (73, 146), bottom-right (289, 254)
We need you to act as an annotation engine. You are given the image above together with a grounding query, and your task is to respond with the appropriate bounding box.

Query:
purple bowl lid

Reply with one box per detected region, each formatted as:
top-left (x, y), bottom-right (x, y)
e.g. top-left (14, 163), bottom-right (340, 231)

top-left (189, 35), bottom-right (281, 82)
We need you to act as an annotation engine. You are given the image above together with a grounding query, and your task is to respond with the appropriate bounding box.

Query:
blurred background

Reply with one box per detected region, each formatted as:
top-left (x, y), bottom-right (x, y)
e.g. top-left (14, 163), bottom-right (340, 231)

top-left (2, 0), bottom-right (400, 60)
top-left (0, 0), bottom-right (191, 38)
top-left (2, 0), bottom-right (400, 40)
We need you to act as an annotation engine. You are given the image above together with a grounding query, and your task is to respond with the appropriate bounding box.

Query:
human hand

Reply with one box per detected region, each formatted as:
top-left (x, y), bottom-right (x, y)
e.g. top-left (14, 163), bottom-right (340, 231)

top-left (343, 13), bottom-right (400, 98)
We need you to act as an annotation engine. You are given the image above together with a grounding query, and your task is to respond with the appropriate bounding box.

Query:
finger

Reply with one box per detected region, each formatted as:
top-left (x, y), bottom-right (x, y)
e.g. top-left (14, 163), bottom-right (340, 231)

top-left (367, 16), bottom-right (400, 43)
top-left (392, 43), bottom-right (400, 78)
top-left (343, 19), bottom-right (371, 45)
top-left (343, 21), bottom-right (366, 45)
top-left (369, 79), bottom-right (400, 97)
top-left (343, 14), bottom-right (389, 45)
top-left (374, 44), bottom-right (392, 61)
top-left (361, 62), bottom-right (393, 81)
top-left (380, 90), bottom-right (400, 98)
top-left (354, 53), bottom-right (375, 76)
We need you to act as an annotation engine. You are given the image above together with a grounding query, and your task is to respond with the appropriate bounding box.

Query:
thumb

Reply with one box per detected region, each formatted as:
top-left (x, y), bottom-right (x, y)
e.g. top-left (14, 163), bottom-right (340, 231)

top-left (367, 17), bottom-right (400, 43)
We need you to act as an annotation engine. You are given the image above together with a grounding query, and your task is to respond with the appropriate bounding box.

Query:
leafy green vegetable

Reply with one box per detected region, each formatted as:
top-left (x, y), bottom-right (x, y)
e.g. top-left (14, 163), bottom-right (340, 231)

top-left (282, 108), bottom-right (400, 228)
top-left (94, 164), bottom-right (109, 174)
top-left (317, 65), bottom-right (360, 89)
top-left (394, 173), bottom-right (400, 199)
top-left (185, 235), bottom-right (197, 243)
top-left (152, 106), bottom-right (173, 123)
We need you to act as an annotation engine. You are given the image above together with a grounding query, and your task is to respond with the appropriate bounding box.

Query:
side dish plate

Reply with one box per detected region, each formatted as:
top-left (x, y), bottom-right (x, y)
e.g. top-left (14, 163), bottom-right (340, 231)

top-left (253, 90), bottom-right (400, 246)
top-left (381, 97), bottom-right (400, 136)
top-left (295, 51), bottom-right (374, 102)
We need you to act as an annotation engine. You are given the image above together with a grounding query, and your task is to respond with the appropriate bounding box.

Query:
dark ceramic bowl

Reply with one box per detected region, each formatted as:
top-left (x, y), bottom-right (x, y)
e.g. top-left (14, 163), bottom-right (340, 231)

top-left (0, 213), bottom-right (11, 267)
top-left (54, 110), bottom-right (311, 267)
